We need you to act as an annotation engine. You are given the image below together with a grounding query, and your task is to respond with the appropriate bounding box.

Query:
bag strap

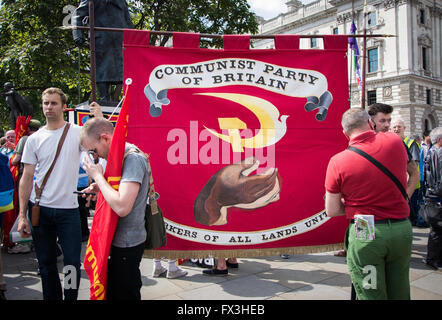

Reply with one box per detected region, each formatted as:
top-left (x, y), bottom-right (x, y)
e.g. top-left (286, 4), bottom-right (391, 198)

top-left (146, 158), bottom-right (160, 215)
top-left (34, 123), bottom-right (71, 204)
top-left (124, 146), bottom-right (159, 214)
top-left (347, 146), bottom-right (409, 201)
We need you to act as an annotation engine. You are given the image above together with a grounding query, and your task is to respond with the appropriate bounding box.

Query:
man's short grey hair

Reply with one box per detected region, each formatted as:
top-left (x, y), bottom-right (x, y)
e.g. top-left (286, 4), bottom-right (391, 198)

top-left (430, 127), bottom-right (442, 144)
top-left (341, 108), bottom-right (370, 134)
top-left (391, 118), bottom-right (405, 127)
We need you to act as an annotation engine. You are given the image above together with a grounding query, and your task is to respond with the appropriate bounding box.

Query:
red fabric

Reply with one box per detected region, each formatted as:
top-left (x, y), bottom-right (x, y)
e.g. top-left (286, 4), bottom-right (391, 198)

top-left (323, 35), bottom-right (348, 50)
top-left (3, 116), bottom-right (30, 248)
top-left (325, 131), bottom-right (410, 220)
top-left (173, 32), bottom-right (200, 49)
top-left (223, 35), bottom-right (250, 50)
top-left (83, 86), bottom-right (131, 300)
top-left (123, 31), bottom-right (349, 254)
top-left (274, 35), bottom-right (300, 50)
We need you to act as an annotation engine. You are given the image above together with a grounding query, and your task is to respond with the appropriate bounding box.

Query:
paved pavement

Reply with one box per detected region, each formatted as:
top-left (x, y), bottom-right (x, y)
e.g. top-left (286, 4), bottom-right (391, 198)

top-left (2, 222), bottom-right (441, 300)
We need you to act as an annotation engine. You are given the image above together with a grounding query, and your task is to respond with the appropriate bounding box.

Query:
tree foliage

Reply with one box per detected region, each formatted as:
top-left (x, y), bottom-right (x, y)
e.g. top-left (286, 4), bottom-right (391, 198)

top-left (0, 0), bottom-right (258, 132)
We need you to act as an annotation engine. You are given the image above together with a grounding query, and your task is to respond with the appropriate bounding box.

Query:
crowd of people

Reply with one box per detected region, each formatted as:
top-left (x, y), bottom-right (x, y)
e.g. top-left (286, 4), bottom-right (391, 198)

top-left (0, 90), bottom-right (441, 301)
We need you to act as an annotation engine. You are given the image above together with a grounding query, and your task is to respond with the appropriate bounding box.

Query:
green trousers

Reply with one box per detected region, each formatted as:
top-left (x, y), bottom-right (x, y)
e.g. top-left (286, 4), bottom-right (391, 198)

top-left (346, 219), bottom-right (412, 300)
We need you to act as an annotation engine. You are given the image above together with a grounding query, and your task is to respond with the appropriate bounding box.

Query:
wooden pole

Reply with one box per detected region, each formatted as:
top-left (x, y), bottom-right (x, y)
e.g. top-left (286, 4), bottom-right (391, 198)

top-left (61, 25), bottom-right (395, 40)
top-left (89, 0), bottom-right (96, 102)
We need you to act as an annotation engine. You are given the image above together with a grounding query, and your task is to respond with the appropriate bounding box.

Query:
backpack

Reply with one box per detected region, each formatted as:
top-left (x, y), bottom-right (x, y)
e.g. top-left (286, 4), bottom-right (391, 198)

top-left (424, 146), bottom-right (442, 199)
top-left (0, 152), bottom-right (14, 213)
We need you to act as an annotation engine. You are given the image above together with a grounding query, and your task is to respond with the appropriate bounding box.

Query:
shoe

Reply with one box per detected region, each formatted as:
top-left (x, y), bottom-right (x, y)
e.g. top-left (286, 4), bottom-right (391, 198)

top-left (152, 266), bottom-right (167, 277)
top-left (0, 290), bottom-right (6, 300)
top-left (203, 268), bottom-right (228, 276)
top-left (167, 268), bottom-right (188, 279)
top-left (8, 243), bottom-right (31, 254)
top-left (226, 260), bottom-right (239, 268)
top-left (334, 250), bottom-right (347, 257)
top-left (422, 259), bottom-right (440, 270)
top-left (280, 254), bottom-right (290, 259)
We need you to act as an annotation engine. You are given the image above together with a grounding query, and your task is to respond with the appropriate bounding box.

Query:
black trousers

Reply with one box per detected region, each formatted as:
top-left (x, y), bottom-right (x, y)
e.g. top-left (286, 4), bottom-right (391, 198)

top-left (107, 242), bottom-right (145, 300)
top-left (427, 224), bottom-right (442, 265)
top-left (77, 188), bottom-right (90, 238)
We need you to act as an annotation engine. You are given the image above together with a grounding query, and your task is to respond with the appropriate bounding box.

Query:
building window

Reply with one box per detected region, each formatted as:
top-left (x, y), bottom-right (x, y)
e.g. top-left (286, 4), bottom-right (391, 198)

top-left (311, 38), bottom-right (317, 48)
top-left (419, 9), bottom-right (425, 25)
top-left (426, 89), bottom-right (431, 105)
top-left (333, 27), bottom-right (338, 35)
top-left (367, 90), bottom-right (377, 105)
top-left (368, 11), bottom-right (376, 27)
top-left (368, 48), bottom-right (378, 73)
top-left (422, 47), bottom-right (428, 70)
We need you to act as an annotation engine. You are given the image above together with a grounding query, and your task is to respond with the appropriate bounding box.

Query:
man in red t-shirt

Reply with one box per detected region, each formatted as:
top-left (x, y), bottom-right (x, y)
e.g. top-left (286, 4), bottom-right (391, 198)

top-left (325, 108), bottom-right (418, 300)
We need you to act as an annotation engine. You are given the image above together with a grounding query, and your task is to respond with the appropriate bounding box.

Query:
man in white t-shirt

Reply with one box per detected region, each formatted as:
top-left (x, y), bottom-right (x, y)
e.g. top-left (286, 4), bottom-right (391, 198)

top-left (17, 87), bottom-right (102, 300)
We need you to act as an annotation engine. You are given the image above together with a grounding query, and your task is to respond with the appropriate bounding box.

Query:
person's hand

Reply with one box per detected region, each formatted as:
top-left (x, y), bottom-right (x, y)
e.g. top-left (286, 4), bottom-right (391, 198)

top-left (17, 215), bottom-right (31, 238)
top-left (211, 157), bottom-right (278, 207)
top-left (81, 182), bottom-right (99, 202)
top-left (194, 157), bottom-right (279, 226)
top-left (82, 154), bottom-right (103, 182)
top-left (1, 140), bottom-right (14, 150)
top-left (89, 101), bottom-right (103, 118)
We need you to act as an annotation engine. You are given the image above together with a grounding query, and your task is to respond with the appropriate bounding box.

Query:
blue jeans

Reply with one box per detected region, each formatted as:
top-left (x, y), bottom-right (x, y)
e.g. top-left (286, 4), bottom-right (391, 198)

top-left (29, 202), bottom-right (82, 300)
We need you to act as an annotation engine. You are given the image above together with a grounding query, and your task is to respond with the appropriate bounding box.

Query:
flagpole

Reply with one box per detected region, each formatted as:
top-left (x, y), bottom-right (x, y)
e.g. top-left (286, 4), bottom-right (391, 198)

top-left (361, 0), bottom-right (367, 109)
top-left (89, 0), bottom-right (97, 103)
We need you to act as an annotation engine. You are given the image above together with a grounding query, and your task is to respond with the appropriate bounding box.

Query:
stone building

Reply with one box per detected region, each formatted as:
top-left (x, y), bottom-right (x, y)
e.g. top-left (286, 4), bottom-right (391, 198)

top-left (253, 0), bottom-right (442, 137)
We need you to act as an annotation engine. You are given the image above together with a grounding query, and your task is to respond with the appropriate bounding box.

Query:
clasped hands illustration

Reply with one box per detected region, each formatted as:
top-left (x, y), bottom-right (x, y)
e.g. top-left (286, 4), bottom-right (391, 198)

top-left (194, 156), bottom-right (280, 226)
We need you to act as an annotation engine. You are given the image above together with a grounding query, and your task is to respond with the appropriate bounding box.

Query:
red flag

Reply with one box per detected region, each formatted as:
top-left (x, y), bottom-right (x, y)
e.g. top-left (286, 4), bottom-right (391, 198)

top-left (3, 116), bottom-right (30, 249)
top-left (83, 86), bottom-right (131, 300)
top-left (9, 116), bottom-right (30, 178)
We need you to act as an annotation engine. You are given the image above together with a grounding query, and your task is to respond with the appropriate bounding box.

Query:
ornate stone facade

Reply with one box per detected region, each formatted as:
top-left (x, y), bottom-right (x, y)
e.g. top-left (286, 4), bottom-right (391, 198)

top-left (254, 0), bottom-right (442, 136)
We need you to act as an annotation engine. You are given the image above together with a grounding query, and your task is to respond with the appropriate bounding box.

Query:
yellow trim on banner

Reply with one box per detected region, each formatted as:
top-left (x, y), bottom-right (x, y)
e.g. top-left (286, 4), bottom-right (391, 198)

top-left (143, 243), bottom-right (344, 259)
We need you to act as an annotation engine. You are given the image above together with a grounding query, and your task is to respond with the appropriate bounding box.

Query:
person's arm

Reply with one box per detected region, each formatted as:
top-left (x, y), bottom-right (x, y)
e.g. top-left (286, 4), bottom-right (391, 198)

top-left (82, 155), bottom-right (140, 217)
top-left (10, 153), bottom-right (21, 166)
top-left (325, 191), bottom-right (345, 217)
top-left (89, 101), bottom-right (104, 118)
top-left (406, 160), bottom-right (419, 199)
top-left (17, 163), bottom-right (36, 237)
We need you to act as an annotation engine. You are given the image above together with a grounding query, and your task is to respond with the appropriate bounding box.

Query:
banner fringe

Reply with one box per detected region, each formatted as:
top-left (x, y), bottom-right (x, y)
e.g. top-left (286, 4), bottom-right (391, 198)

top-left (143, 243), bottom-right (344, 259)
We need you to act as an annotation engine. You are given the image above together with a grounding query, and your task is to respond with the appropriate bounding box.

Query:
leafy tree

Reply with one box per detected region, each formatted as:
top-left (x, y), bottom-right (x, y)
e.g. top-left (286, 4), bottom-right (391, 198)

top-left (0, 0), bottom-right (90, 132)
top-left (0, 0), bottom-right (258, 132)
top-left (130, 0), bottom-right (258, 47)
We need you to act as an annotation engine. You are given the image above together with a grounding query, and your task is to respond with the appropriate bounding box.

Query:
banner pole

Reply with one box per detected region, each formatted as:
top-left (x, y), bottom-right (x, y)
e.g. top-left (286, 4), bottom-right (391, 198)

top-left (60, 26), bottom-right (395, 39)
top-left (89, 0), bottom-right (97, 103)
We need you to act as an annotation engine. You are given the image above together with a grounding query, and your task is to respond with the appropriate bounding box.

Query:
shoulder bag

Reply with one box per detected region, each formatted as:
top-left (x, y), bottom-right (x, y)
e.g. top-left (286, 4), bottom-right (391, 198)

top-left (31, 123), bottom-right (70, 227)
top-left (144, 159), bottom-right (167, 249)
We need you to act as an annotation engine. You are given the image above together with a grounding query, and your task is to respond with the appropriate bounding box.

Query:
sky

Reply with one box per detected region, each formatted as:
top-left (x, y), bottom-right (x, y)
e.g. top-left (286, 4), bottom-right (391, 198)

top-left (247, 0), bottom-right (314, 20)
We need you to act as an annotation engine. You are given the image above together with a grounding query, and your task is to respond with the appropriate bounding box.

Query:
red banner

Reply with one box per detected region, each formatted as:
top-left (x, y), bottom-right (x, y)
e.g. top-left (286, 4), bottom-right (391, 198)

top-left (3, 116), bottom-right (30, 248)
top-left (123, 31), bottom-right (350, 258)
top-left (83, 87), bottom-right (130, 300)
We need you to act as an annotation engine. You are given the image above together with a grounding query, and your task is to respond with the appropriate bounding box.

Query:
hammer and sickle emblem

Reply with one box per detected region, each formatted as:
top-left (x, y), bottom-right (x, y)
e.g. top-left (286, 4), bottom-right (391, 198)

top-left (199, 93), bottom-right (289, 152)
